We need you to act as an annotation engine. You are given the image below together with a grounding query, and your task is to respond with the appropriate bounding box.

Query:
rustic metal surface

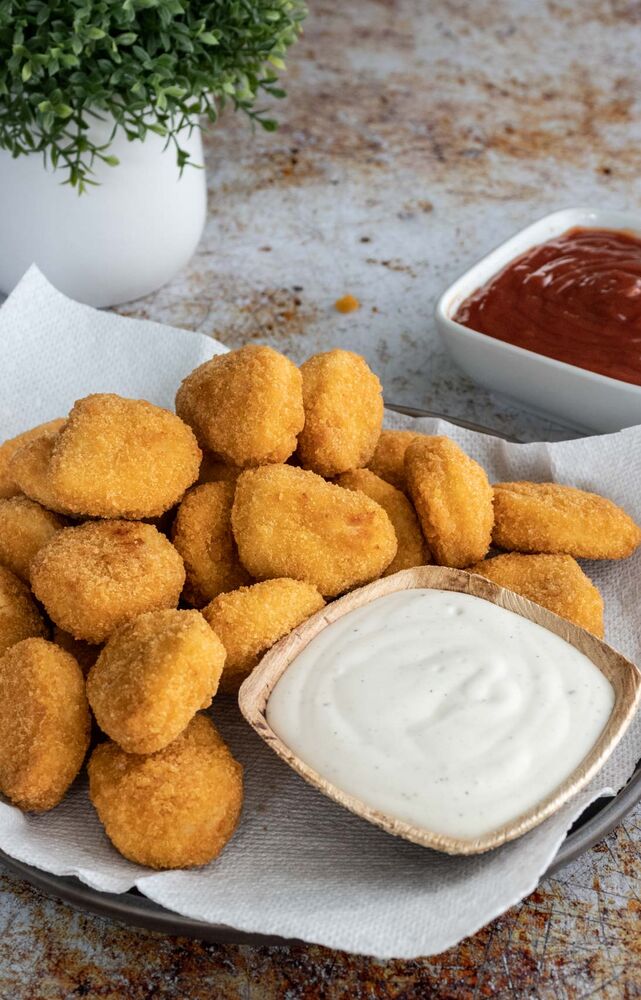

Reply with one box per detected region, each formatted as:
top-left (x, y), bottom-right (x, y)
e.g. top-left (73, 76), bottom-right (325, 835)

top-left (3, 0), bottom-right (641, 994)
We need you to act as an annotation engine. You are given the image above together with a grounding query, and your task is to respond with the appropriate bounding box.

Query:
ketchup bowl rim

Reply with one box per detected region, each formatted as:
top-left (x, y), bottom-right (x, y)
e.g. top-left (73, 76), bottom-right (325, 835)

top-left (435, 206), bottom-right (641, 400)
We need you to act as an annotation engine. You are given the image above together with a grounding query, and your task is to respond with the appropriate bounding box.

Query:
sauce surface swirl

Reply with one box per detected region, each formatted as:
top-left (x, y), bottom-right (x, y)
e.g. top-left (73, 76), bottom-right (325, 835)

top-left (454, 227), bottom-right (641, 386)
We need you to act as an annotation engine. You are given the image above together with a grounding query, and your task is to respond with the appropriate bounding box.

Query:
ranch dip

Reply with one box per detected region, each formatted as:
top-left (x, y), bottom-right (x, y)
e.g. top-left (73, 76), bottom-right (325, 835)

top-left (266, 589), bottom-right (614, 839)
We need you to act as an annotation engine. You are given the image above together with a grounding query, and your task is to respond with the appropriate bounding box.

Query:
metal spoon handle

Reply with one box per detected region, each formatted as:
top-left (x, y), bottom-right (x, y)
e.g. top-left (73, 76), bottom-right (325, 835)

top-left (384, 401), bottom-right (519, 442)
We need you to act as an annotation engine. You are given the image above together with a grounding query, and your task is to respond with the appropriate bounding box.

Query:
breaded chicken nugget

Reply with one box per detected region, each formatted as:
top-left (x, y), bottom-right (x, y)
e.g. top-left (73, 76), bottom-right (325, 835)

top-left (296, 350), bottom-right (384, 477)
top-left (232, 465), bottom-right (397, 596)
top-left (5, 426), bottom-right (69, 513)
top-left (0, 496), bottom-right (66, 581)
top-left (367, 429), bottom-right (423, 492)
top-left (176, 345), bottom-right (304, 468)
top-left (198, 452), bottom-right (242, 487)
top-left (31, 521), bottom-right (185, 643)
top-left (171, 483), bottom-right (251, 607)
top-left (12, 395), bottom-right (200, 519)
top-left (470, 553), bottom-right (604, 637)
top-left (53, 627), bottom-right (101, 676)
top-left (88, 714), bottom-right (243, 869)
top-left (337, 469), bottom-right (429, 575)
top-left (0, 565), bottom-right (47, 655)
top-left (203, 578), bottom-right (325, 692)
top-left (405, 436), bottom-right (493, 568)
top-left (492, 482), bottom-right (641, 559)
top-left (0, 418), bottom-right (65, 500)
top-left (0, 638), bottom-right (90, 810)
top-left (87, 609), bottom-right (225, 754)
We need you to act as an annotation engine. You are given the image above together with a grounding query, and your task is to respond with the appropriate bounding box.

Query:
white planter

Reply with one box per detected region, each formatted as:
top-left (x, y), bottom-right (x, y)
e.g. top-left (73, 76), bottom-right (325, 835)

top-left (0, 116), bottom-right (207, 307)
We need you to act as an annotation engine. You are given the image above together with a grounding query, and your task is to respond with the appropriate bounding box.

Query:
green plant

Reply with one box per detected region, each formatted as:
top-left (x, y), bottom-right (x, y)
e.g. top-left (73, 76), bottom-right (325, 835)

top-left (0, 0), bottom-right (306, 191)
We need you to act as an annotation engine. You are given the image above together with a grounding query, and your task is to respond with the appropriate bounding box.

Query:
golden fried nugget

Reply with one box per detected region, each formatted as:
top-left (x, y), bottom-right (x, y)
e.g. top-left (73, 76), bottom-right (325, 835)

top-left (31, 520), bottom-right (185, 643)
top-left (367, 429), bottom-right (423, 492)
top-left (470, 553), bottom-right (605, 637)
top-left (0, 564), bottom-right (47, 655)
top-left (0, 419), bottom-right (65, 500)
top-left (53, 627), bottom-right (101, 676)
top-left (337, 469), bottom-right (429, 575)
top-left (88, 714), bottom-right (243, 869)
top-left (0, 638), bottom-right (90, 810)
top-left (12, 395), bottom-right (200, 519)
top-left (0, 495), bottom-right (66, 581)
top-left (203, 578), bottom-right (325, 692)
top-left (296, 349), bottom-right (384, 477)
top-left (492, 482), bottom-right (641, 559)
top-left (5, 426), bottom-right (70, 513)
top-left (198, 452), bottom-right (242, 487)
top-left (88, 609), bottom-right (225, 754)
top-left (176, 345), bottom-right (304, 468)
top-left (405, 436), bottom-right (493, 568)
top-left (171, 483), bottom-right (251, 607)
top-left (232, 465), bottom-right (397, 596)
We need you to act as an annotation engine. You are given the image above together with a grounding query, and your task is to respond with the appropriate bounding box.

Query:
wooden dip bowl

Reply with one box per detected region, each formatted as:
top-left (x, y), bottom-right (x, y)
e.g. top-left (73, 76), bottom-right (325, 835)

top-left (239, 566), bottom-right (641, 855)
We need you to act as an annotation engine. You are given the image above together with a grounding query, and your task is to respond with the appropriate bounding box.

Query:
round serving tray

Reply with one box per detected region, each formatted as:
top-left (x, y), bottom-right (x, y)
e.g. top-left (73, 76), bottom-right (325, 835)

top-left (1, 404), bottom-right (639, 945)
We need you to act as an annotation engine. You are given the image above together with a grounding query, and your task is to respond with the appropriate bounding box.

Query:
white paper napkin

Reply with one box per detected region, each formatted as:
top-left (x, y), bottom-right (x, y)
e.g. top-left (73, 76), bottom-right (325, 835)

top-left (1, 267), bottom-right (639, 959)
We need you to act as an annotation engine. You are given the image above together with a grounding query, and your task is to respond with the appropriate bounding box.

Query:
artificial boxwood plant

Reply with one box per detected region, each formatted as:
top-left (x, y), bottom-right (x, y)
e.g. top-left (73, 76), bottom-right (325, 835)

top-left (0, 0), bottom-right (306, 190)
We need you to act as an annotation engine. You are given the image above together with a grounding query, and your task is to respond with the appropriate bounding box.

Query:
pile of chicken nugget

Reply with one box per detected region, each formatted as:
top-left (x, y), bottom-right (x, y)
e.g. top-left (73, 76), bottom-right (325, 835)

top-left (0, 345), bottom-right (639, 871)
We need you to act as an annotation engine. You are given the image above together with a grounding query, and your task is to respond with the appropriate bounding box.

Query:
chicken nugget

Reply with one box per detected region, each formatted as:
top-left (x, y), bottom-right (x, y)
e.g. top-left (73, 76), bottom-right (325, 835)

top-left (232, 465), bottom-right (397, 596)
top-left (0, 419), bottom-right (65, 500)
top-left (0, 638), bottom-right (90, 810)
top-left (367, 429), bottom-right (424, 492)
top-left (337, 468), bottom-right (429, 575)
top-left (203, 578), bottom-right (325, 692)
top-left (31, 520), bottom-right (185, 643)
top-left (0, 564), bottom-right (47, 655)
top-left (171, 483), bottom-right (251, 607)
top-left (12, 394), bottom-right (200, 519)
top-left (0, 495), bottom-right (66, 582)
top-left (88, 609), bottom-right (225, 754)
top-left (88, 714), bottom-right (243, 869)
top-left (296, 349), bottom-right (383, 477)
top-left (405, 436), bottom-right (493, 568)
top-left (5, 426), bottom-right (70, 513)
top-left (53, 627), bottom-right (101, 676)
top-left (470, 553), bottom-right (604, 637)
top-left (492, 482), bottom-right (641, 559)
top-left (176, 345), bottom-right (304, 468)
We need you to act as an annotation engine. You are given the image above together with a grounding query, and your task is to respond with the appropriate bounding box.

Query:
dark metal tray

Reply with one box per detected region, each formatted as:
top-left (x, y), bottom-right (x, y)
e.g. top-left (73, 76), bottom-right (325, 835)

top-left (2, 404), bottom-right (639, 946)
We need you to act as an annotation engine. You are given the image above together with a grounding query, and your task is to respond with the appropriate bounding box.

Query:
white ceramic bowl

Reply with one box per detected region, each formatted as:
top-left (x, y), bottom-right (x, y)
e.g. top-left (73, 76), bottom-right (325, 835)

top-left (435, 208), bottom-right (641, 434)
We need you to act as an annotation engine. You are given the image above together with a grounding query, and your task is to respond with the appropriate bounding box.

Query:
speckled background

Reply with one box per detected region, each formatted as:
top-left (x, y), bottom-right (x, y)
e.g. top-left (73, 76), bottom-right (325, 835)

top-left (2, 0), bottom-right (641, 996)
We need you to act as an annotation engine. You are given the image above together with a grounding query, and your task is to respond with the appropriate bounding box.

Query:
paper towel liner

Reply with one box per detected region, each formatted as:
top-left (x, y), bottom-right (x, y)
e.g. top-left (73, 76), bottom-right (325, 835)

top-left (0, 267), bottom-right (638, 958)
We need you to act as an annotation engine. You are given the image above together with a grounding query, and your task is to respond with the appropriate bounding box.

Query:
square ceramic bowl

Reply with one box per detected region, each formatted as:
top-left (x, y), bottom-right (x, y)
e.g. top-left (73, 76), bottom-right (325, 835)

top-left (435, 207), bottom-right (641, 434)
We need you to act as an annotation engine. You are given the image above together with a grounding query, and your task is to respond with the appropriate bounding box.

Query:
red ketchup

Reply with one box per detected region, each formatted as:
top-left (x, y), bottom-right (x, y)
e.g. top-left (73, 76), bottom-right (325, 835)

top-left (454, 227), bottom-right (641, 386)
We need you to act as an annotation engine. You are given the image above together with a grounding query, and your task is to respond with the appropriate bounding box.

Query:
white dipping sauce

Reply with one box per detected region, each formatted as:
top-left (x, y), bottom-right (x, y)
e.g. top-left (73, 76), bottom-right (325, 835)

top-left (266, 590), bottom-right (614, 839)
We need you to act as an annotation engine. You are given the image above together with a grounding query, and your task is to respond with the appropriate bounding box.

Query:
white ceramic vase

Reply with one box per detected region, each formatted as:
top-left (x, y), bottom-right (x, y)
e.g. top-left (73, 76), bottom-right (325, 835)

top-left (0, 116), bottom-right (207, 307)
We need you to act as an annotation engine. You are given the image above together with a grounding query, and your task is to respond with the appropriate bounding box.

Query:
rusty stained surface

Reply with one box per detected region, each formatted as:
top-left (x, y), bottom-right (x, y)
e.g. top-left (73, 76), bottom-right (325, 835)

top-left (3, 0), bottom-right (641, 996)
top-left (118, 0), bottom-right (641, 442)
